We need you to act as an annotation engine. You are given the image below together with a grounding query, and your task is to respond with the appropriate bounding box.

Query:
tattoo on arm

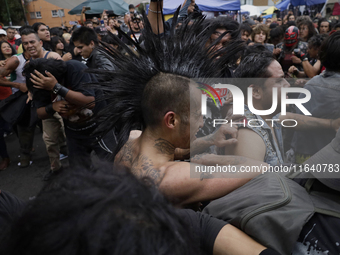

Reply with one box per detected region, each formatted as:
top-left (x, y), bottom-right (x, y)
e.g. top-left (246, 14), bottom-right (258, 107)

top-left (139, 155), bottom-right (164, 186)
top-left (200, 172), bottom-right (213, 181)
top-left (154, 138), bottom-right (175, 155)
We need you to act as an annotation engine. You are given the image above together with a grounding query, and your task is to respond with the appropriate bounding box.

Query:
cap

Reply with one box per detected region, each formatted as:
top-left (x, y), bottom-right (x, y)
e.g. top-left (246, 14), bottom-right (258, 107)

top-left (304, 128), bottom-right (340, 191)
top-left (0, 29), bottom-right (7, 36)
top-left (95, 26), bottom-right (108, 36)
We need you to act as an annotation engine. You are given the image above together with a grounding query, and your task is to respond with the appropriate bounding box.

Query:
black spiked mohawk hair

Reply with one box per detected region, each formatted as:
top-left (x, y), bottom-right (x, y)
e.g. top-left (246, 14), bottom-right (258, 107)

top-left (91, 9), bottom-right (245, 158)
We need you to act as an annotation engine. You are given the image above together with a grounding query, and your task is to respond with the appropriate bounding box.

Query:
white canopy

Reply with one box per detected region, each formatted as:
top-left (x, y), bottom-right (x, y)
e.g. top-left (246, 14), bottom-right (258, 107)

top-left (240, 5), bottom-right (271, 16)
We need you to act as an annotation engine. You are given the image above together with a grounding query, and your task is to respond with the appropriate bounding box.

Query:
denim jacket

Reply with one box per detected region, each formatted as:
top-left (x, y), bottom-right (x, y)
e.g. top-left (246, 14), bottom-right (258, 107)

top-left (237, 105), bottom-right (284, 166)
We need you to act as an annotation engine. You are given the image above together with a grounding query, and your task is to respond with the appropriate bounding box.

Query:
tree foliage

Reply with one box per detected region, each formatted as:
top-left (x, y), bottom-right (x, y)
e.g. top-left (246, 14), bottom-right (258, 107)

top-left (0, 0), bottom-right (25, 26)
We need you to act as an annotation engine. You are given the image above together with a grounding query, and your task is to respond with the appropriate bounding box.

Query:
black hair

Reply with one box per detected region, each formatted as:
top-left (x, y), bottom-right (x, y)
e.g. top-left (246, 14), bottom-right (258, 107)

top-left (270, 26), bottom-right (284, 40)
top-left (49, 27), bottom-right (63, 37)
top-left (243, 44), bottom-right (273, 58)
top-left (84, 20), bottom-right (93, 26)
top-left (308, 34), bottom-right (327, 49)
top-left (6, 27), bottom-right (15, 31)
top-left (0, 167), bottom-right (199, 255)
top-left (333, 22), bottom-right (340, 30)
top-left (50, 36), bottom-right (66, 52)
top-left (20, 28), bottom-right (40, 41)
top-left (0, 41), bottom-right (16, 60)
top-left (71, 26), bottom-right (99, 46)
top-left (101, 34), bottom-right (120, 51)
top-left (234, 52), bottom-right (275, 95)
top-left (32, 22), bottom-right (47, 33)
top-left (318, 18), bottom-right (331, 31)
top-left (240, 23), bottom-right (252, 35)
top-left (129, 4), bottom-right (135, 9)
top-left (319, 31), bottom-right (340, 72)
top-left (18, 25), bottom-right (32, 35)
top-left (298, 19), bottom-right (316, 41)
top-left (23, 59), bottom-right (67, 101)
top-left (269, 23), bottom-right (278, 29)
top-left (89, 9), bottom-right (245, 157)
top-left (204, 16), bottom-right (241, 40)
top-left (286, 20), bottom-right (296, 27)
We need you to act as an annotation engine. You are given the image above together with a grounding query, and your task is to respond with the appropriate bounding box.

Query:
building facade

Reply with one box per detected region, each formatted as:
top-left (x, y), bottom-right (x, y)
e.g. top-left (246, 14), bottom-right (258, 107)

top-left (25, 0), bottom-right (80, 28)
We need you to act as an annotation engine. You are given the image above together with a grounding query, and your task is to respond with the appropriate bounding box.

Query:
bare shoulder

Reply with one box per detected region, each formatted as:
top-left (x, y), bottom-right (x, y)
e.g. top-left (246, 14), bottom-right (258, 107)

top-left (115, 139), bottom-right (134, 167)
top-left (225, 128), bottom-right (266, 161)
top-left (47, 52), bottom-right (62, 60)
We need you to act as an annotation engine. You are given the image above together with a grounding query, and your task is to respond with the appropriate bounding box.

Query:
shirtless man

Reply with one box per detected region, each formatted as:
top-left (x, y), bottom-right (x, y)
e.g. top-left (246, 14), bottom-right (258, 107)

top-left (113, 74), bottom-right (264, 206)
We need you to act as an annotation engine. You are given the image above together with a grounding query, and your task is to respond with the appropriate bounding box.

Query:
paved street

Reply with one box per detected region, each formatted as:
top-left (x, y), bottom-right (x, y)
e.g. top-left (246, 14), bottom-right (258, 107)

top-left (0, 127), bottom-right (68, 201)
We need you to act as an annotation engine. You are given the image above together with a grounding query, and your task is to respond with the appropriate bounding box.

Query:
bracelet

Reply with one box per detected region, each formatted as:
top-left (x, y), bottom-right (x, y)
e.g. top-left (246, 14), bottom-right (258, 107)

top-left (52, 83), bottom-right (62, 94)
top-left (52, 83), bottom-right (69, 98)
top-left (148, 8), bottom-right (162, 14)
top-left (302, 58), bottom-right (308, 62)
top-left (45, 104), bottom-right (56, 116)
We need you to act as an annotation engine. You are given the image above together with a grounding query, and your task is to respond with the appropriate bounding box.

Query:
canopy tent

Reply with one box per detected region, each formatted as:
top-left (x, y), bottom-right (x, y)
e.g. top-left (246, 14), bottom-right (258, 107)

top-left (240, 5), bottom-right (269, 16)
top-left (163, 0), bottom-right (241, 15)
top-left (261, 6), bottom-right (278, 15)
top-left (44, 0), bottom-right (86, 10)
top-left (68, 0), bottom-right (129, 15)
top-left (274, 0), bottom-right (326, 6)
top-left (275, 0), bottom-right (291, 10)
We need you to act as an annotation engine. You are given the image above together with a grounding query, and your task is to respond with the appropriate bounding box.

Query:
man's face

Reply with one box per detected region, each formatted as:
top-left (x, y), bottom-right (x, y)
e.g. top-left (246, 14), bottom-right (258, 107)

top-left (299, 25), bottom-right (309, 39)
top-left (6, 29), bottom-right (15, 40)
top-left (73, 40), bottom-right (94, 59)
top-left (124, 14), bottom-right (131, 24)
top-left (86, 23), bottom-right (94, 29)
top-left (241, 31), bottom-right (250, 41)
top-left (261, 60), bottom-right (290, 114)
top-left (289, 15), bottom-right (295, 22)
top-left (254, 31), bottom-right (266, 44)
top-left (37, 25), bottom-right (50, 41)
top-left (307, 45), bottom-right (319, 59)
top-left (131, 19), bottom-right (141, 31)
top-left (0, 34), bottom-right (6, 41)
top-left (320, 21), bottom-right (330, 34)
top-left (207, 28), bottom-right (231, 52)
top-left (266, 18), bottom-right (272, 26)
top-left (22, 34), bottom-right (43, 58)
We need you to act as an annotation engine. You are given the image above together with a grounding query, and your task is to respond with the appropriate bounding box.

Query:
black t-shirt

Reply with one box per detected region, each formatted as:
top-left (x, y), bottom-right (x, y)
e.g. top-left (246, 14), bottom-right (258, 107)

top-left (292, 179), bottom-right (340, 254)
top-left (34, 60), bottom-right (105, 137)
top-left (178, 209), bottom-right (227, 255)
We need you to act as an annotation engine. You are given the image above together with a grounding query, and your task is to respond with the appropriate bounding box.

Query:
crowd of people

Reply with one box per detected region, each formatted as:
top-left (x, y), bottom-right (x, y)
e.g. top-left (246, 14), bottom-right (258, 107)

top-left (0, 0), bottom-right (340, 254)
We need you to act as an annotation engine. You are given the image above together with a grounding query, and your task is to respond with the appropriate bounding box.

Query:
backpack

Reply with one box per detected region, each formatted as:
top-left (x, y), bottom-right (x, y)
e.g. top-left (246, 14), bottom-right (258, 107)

top-left (202, 170), bottom-right (340, 255)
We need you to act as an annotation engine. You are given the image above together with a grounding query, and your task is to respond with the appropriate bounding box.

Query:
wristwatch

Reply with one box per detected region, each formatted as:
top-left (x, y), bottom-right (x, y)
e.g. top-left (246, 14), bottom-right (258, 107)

top-left (302, 57), bottom-right (308, 62)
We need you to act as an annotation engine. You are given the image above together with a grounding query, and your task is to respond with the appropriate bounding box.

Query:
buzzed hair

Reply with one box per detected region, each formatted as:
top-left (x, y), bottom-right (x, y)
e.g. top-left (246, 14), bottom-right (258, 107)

top-left (20, 28), bottom-right (40, 41)
top-left (141, 73), bottom-right (191, 128)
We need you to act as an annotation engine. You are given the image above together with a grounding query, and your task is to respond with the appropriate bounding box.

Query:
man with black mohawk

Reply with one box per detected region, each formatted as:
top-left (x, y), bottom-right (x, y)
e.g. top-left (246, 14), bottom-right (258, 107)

top-left (93, 4), bottom-right (264, 207)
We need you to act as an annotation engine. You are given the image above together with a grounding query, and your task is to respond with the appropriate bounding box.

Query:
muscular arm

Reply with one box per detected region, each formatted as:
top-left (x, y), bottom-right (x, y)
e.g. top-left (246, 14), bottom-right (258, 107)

top-left (302, 59), bottom-right (321, 78)
top-left (159, 157), bottom-right (263, 206)
top-left (279, 112), bottom-right (340, 132)
top-left (224, 128), bottom-right (266, 162)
